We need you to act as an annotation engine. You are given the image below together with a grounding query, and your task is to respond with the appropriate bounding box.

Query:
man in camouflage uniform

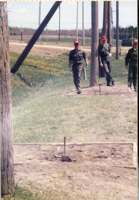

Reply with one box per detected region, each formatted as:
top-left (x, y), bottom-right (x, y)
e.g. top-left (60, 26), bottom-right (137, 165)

top-left (125, 39), bottom-right (137, 92)
top-left (69, 40), bottom-right (88, 94)
top-left (98, 36), bottom-right (115, 86)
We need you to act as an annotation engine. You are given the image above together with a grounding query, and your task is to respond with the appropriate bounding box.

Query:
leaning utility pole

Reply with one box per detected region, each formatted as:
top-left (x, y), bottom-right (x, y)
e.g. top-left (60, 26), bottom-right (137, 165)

top-left (38, 1), bottom-right (41, 42)
top-left (0, 2), bottom-right (14, 195)
top-left (116, 1), bottom-right (119, 60)
top-left (11, 1), bottom-right (62, 73)
top-left (76, 1), bottom-right (78, 40)
top-left (82, 2), bottom-right (85, 45)
top-left (90, 1), bottom-right (98, 87)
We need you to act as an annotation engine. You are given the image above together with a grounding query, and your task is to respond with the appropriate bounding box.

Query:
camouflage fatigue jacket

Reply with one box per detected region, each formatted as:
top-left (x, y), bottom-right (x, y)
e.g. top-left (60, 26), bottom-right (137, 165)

top-left (98, 43), bottom-right (111, 63)
top-left (125, 47), bottom-right (137, 66)
top-left (69, 49), bottom-right (86, 65)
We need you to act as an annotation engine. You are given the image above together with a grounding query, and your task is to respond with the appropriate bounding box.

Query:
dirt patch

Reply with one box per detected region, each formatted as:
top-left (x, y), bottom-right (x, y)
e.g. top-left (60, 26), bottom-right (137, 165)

top-left (14, 143), bottom-right (137, 200)
top-left (9, 40), bottom-right (91, 58)
top-left (67, 84), bottom-right (134, 96)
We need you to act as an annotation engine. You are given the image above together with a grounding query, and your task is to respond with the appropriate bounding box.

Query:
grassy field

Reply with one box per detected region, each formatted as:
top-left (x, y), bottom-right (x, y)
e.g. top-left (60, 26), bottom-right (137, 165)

top-left (3, 185), bottom-right (79, 200)
top-left (10, 51), bottom-right (137, 143)
top-left (4, 49), bottom-right (137, 200)
top-left (2, 184), bottom-right (115, 200)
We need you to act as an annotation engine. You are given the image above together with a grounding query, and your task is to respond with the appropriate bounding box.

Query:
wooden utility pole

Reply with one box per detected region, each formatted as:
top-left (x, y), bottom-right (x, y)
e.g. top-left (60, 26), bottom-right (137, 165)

top-left (76, 2), bottom-right (78, 40)
top-left (82, 2), bottom-right (85, 45)
top-left (103, 1), bottom-right (108, 36)
top-left (116, 1), bottom-right (119, 60)
top-left (107, 1), bottom-right (111, 44)
top-left (11, 1), bottom-right (62, 73)
top-left (100, 1), bottom-right (107, 78)
top-left (38, 1), bottom-right (41, 42)
top-left (59, 5), bottom-right (60, 41)
top-left (111, 7), bottom-right (114, 45)
top-left (108, 1), bottom-right (113, 68)
top-left (90, 1), bottom-right (98, 87)
top-left (0, 2), bottom-right (14, 195)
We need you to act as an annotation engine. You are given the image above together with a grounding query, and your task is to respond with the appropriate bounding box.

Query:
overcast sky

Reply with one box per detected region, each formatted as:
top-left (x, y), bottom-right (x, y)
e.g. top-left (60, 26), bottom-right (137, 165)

top-left (7, 1), bottom-right (137, 30)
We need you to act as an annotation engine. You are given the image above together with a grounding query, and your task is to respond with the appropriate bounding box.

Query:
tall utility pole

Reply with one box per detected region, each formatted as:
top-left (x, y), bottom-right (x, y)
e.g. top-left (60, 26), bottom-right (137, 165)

top-left (116, 1), bottom-right (119, 60)
top-left (59, 5), bottom-right (60, 41)
top-left (111, 7), bottom-right (114, 45)
top-left (38, 1), bottom-right (41, 42)
top-left (82, 2), bottom-right (85, 45)
top-left (90, 1), bottom-right (98, 87)
top-left (103, 1), bottom-right (108, 36)
top-left (100, 1), bottom-right (107, 78)
top-left (76, 1), bottom-right (78, 40)
top-left (108, 1), bottom-right (112, 68)
top-left (107, 1), bottom-right (111, 44)
top-left (0, 2), bottom-right (14, 195)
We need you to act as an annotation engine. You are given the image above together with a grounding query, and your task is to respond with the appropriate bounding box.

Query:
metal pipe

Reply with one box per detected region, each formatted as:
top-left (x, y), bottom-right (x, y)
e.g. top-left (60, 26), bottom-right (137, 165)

top-left (11, 1), bottom-right (62, 74)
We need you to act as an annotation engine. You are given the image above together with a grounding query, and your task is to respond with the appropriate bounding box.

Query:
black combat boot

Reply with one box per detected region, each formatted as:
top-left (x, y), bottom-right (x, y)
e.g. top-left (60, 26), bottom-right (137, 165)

top-left (77, 89), bottom-right (81, 94)
top-left (112, 79), bottom-right (115, 86)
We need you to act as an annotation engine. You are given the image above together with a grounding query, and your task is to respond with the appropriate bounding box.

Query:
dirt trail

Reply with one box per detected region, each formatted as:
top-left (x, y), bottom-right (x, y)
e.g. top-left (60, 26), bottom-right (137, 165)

top-left (9, 40), bottom-right (131, 57)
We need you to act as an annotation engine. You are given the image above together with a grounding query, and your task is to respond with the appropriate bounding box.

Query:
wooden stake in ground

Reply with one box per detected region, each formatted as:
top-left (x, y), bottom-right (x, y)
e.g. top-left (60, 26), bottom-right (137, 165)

top-left (90, 1), bottom-right (98, 87)
top-left (0, 2), bottom-right (14, 195)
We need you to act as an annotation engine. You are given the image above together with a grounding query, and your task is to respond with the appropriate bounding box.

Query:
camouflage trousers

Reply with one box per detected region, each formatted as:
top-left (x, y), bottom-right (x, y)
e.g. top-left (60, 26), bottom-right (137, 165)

top-left (102, 58), bottom-right (113, 84)
top-left (72, 64), bottom-right (83, 90)
top-left (128, 64), bottom-right (137, 90)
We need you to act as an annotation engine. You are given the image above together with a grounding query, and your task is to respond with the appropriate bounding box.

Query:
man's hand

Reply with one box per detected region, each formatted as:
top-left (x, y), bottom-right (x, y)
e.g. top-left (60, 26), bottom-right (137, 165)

top-left (109, 53), bottom-right (112, 58)
top-left (69, 67), bottom-right (72, 72)
top-left (85, 58), bottom-right (89, 67)
top-left (100, 63), bottom-right (103, 67)
top-left (125, 66), bottom-right (128, 70)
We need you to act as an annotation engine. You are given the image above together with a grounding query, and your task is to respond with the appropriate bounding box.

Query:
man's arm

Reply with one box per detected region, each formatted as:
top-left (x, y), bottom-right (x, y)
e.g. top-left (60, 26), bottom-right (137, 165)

top-left (98, 45), bottom-right (103, 67)
top-left (125, 50), bottom-right (130, 69)
top-left (108, 44), bottom-right (112, 57)
top-left (69, 60), bottom-right (72, 72)
top-left (85, 58), bottom-right (88, 67)
top-left (69, 51), bottom-right (72, 72)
